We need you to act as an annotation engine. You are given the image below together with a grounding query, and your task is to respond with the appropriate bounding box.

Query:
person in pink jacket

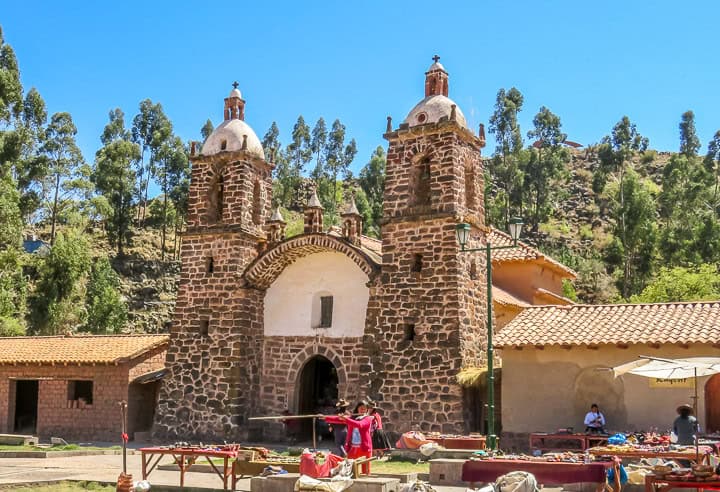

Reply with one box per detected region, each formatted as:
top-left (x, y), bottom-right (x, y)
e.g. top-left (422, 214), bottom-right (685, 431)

top-left (325, 400), bottom-right (373, 474)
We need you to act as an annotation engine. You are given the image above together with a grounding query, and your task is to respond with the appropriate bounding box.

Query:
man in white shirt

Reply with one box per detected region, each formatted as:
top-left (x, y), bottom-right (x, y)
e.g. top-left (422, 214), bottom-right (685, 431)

top-left (584, 404), bottom-right (606, 434)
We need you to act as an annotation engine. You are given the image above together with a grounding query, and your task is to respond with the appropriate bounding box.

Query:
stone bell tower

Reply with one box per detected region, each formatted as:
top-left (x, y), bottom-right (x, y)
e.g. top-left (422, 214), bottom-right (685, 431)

top-left (365, 57), bottom-right (488, 434)
top-left (154, 83), bottom-right (272, 441)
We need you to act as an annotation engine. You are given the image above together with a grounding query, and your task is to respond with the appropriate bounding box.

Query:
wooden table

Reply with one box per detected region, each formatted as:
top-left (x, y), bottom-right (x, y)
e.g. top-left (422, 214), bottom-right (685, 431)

top-left (645, 473), bottom-right (720, 492)
top-left (140, 446), bottom-right (238, 490)
top-left (530, 433), bottom-right (608, 451)
top-left (428, 436), bottom-right (487, 450)
top-left (462, 459), bottom-right (616, 492)
top-left (588, 448), bottom-right (713, 465)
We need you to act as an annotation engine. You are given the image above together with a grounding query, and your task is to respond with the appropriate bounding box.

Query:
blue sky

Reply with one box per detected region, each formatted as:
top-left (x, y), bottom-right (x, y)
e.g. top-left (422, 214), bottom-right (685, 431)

top-left (3, 1), bottom-right (720, 183)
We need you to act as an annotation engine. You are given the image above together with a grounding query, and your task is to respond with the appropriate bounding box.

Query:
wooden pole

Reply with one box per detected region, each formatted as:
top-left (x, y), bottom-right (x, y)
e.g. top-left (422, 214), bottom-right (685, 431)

top-left (312, 417), bottom-right (317, 450)
top-left (248, 413), bottom-right (325, 421)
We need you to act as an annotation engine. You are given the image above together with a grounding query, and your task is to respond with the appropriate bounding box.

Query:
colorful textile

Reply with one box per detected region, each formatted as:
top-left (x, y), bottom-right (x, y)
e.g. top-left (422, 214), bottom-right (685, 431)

top-left (462, 459), bottom-right (611, 484)
top-left (299, 452), bottom-right (344, 478)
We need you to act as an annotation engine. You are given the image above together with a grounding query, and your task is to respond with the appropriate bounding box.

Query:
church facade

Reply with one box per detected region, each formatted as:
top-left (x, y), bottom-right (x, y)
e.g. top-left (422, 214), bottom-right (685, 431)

top-left (154, 60), bottom-right (574, 442)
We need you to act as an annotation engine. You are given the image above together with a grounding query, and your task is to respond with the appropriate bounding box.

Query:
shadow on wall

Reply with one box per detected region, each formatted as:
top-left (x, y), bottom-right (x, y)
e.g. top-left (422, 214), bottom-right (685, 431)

top-left (573, 366), bottom-right (627, 431)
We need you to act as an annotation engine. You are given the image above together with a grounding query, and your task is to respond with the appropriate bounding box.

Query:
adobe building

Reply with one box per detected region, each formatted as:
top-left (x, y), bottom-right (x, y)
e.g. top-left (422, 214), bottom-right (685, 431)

top-left (154, 58), bottom-right (575, 442)
top-left (496, 301), bottom-right (720, 450)
top-left (0, 334), bottom-right (168, 441)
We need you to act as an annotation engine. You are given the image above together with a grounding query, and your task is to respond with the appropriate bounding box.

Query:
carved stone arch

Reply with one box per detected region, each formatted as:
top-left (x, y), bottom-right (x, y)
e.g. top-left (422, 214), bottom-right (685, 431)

top-left (287, 345), bottom-right (348, 412)
top-left (243, 233), bottom-right (379, 289)
top-left (289, 345), bottom-right (348, 387)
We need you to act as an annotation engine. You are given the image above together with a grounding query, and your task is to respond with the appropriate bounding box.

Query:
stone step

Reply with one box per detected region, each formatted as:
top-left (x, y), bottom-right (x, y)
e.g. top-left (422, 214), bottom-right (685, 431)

top-left (428, 458), bottom-right (466, 486)
top-left (0, 433), bottom-right (38, 446)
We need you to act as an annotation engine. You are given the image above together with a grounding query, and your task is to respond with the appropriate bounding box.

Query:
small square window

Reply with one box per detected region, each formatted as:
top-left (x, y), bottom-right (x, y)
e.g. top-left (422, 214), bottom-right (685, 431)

top-left (411, 253), bottom-right (423, 273)
top-left (67, 380), bottom-right (93, 404)
top-left (199, 319), bottom-right (209, 336)
top-left (220, 139), bottom-right (227, 150)
top-left (319, 296), bottom-right (333, 328)
top-left (404, 323), bottom-right (416, 342)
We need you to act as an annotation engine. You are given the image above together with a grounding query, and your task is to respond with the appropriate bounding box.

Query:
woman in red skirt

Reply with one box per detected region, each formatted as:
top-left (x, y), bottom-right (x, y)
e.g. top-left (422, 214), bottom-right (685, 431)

top-left (325, 400), bottom-right (373, 474)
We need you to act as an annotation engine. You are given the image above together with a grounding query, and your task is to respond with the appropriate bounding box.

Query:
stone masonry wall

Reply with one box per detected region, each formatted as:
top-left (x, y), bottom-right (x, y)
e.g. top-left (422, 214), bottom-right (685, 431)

top-left (155, 231), bottom-right (264, 442)
top-left (368, 121), bottom-right (488, 435)
top-left (254, 335), bottom-right (366, 440)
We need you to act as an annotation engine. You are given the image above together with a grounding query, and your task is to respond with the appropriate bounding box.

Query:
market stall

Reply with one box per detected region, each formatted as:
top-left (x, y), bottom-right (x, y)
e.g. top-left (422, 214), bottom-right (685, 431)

top-left (530, 433), bottom-right (608, 452)
top-left (140, 444), bottom-right (240, 490)
top-left (461, 456), bottom-right (617, 491)
top-left (427, 434), bottom-right (486, 450)
top-left (645, 466), bottom-right (720, 492)
top-left (588, 444), bottom-right (714, 465)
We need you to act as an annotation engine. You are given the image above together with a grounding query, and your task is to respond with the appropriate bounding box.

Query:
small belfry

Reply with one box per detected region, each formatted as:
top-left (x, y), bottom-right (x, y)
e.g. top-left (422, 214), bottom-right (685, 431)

top-left (224, 81), bottom-right (246, 121)
top-left (304, 189), bottom-right (324, 233)
top-left (425, 55), bottom-right (449, 97)
top-left (267, 206), bottom-right (286, 244)
top-left (341, 195), bottom-right (362, 246)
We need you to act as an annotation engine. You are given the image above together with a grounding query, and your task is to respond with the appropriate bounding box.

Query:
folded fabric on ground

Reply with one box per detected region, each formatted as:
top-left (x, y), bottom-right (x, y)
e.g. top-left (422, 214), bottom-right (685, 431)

top-left (294, 474), bottom-right (353, 492)
top-left (299, 452), bottom-right (345, 478)
top-left (395, 431), bottom-right (435, 449)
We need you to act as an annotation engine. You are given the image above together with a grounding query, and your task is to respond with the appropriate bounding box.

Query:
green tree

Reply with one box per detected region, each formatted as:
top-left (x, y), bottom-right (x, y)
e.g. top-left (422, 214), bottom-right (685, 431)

top-left (629, 264), bottom-right (720, 303)
top-left (679, 110), bottom-right (701, 158)
top-left (201, 119), bottom-right (214, 142)
top-left (28, 229), bottom-right (91, 335)
top-left (310, 117), bottom-right (328, 185)
top-left (0, 173), bottom-right (21, 248)
top-left (357, 146), bottom-right (385, 235)
top-left (155, 136), bottom-right (188, 259)
top-left (604, 169), bottom-right (657, 298)
top-left (0, 247), bottom-right (26, 336)
top-left (524, 106), bottom-right (569, 231)
top-left (658, 111), bottom-right (712, 265)
top-left (286, 116), bottom-right (312, 207)
top-left (84, 257), bottom-right (127, 334)
top-left (262, 122), bottom-right (291, 207)
top-left (41, 112), bottom-right (85, 244)
top-left (705, 130), bottom-right (720, 204)
top-left (131, 99), bottom-right (171, 226)
top-left (93, 109), bottom-right (140, 256)
top-left (325, 119), bottom-right (357, 214)
top-left (488, 87), bottom-right (524, 226)
top-left (14, 88), bottom-right (48, 221)
top-left (0, 26), bottom-right (22, 125)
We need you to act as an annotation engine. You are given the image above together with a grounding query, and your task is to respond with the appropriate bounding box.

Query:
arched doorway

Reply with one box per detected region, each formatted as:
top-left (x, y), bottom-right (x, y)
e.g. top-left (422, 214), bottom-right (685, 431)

top-left (297, 355), bottom-right (339, 439)
top-left (705, 374), bottom-right (720, 433)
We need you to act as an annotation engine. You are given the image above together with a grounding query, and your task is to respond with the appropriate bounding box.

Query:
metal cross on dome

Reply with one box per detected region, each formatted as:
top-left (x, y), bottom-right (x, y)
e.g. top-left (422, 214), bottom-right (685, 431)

top-left (432, 55), bottom-right (440, 63)
top-left (232, 81), bottom-right (239, 89)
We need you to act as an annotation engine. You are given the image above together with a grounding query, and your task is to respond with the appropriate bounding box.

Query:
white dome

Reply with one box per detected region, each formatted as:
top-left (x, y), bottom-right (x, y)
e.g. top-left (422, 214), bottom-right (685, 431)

top-left (201, 119), bottom-right (265, 159)
top-left (404, 94), bottom-right (468, 129)
top-left (228, 87), bottom-right (242, 99)
top-left (428, 61), bottom-right (445, 72)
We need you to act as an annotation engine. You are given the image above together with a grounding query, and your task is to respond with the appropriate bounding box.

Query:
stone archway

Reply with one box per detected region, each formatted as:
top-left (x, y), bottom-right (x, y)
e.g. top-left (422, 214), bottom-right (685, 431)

top-left (296, 355), bottom-right (339, 439)
top-left (243, 233), bottom-right (379, 289)
top-left (705, 374), bottom-right (720, 433)
top-left (285, 346), bottom-right (348, 440)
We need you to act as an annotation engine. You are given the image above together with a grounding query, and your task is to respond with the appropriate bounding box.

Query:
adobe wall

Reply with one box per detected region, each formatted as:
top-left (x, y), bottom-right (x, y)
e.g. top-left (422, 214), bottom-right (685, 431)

top-left (492, 261), bottom-right (566, 302)
top-left (501, 343), bottom-right (720, 435)
top-left (0, 364), bottom-right (128, 442)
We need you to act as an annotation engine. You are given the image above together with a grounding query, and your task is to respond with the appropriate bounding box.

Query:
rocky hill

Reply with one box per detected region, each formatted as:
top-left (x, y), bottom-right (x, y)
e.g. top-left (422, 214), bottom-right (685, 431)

top-left (67, 148), bottom-right (672, 332)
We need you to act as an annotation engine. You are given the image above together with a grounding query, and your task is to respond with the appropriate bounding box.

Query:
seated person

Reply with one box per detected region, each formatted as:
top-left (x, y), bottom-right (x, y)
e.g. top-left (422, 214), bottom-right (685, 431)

top-left (584, 403), bottom-right (606, 434)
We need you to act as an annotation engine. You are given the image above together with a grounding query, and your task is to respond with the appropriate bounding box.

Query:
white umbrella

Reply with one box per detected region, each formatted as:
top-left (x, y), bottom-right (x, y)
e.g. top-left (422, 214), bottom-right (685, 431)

top-left (612, 356), bottom-right (720, 414)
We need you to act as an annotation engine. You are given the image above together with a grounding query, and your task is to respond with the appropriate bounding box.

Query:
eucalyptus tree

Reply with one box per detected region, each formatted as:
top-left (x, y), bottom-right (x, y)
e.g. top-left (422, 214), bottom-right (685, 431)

top-left (41, 112), bottom-right (85, 244)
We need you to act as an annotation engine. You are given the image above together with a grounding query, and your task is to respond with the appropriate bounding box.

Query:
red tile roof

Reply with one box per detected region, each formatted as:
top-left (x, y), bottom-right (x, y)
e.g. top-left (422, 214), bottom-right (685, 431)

top-left (486, 229), bottom-right (576, 278)
top-left (338, 227), bottom-right (575, 278)
top-left (493, 286), bottom-right (530, 308)
top-left (0, 334), bottom-right (169, 365)
top-left (495, 301), bottom-right (720, 348)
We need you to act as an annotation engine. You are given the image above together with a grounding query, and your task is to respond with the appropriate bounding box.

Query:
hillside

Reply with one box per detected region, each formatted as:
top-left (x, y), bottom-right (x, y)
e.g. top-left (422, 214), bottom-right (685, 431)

top-left (22, 148), bottom-right (687, 334)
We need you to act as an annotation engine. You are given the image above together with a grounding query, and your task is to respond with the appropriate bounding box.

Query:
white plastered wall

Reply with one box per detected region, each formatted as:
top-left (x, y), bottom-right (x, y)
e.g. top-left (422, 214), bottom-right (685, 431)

top-left (264, 252), bottom-right (369, 337)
